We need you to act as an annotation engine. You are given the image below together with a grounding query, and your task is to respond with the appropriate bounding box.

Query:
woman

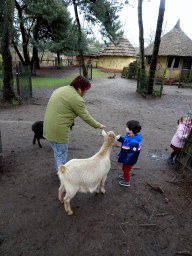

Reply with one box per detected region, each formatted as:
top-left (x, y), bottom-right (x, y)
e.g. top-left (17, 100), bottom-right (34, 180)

top-left (43, 76), bottom-right (105, 171)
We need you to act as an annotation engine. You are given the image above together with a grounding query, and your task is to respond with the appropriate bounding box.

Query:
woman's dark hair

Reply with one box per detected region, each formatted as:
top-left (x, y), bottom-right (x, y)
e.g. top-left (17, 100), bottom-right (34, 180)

top-left (126, 120), bottom-right (141, 134)
top-left (70, 76), bottom-right (91, 92)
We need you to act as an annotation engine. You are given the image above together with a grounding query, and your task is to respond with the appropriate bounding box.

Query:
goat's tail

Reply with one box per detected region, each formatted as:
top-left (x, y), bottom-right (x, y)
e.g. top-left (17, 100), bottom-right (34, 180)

top-left (58, 165), bottom-right (67, 174)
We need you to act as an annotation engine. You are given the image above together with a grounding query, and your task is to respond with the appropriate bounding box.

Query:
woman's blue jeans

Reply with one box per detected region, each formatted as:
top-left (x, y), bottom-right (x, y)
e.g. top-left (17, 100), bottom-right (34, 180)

top-left (49, 141), bottom-right (68, 171)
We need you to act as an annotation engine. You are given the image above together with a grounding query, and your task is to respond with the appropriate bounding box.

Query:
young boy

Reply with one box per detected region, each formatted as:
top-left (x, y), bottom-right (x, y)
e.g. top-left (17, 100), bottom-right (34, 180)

top-left (117, 120), bottom-right (142, 187)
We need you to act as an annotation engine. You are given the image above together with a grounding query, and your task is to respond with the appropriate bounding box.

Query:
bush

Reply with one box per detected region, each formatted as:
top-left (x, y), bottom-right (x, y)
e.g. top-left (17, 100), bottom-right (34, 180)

top-left (0, 54), bottom-right (2, 71)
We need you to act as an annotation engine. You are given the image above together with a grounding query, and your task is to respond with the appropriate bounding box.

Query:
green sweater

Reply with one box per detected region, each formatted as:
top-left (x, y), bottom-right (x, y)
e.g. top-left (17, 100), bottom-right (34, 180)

top-left (43, 85), bottom-right (101, 143)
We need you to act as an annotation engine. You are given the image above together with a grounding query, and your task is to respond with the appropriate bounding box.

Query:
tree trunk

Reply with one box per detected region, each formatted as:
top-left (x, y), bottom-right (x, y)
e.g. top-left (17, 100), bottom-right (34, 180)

top-left (31, 18), bottom-right (40, 70)
top-left (31, 46), bottom-right (40, 72)
top-left (12, 41), bottom-right (25, 66)
top-left (138, 0), bottom-right (145, 72)
top-left (148, 0), bottom-right (166, 95)
top-left (1, 0), bottom-right (15, 102)
top-left (15, 0), bottom-right (30, 66)
top-left (57, 52), bottom-right (61, 68)
top-left (72, 0), bottom-right (87, 77)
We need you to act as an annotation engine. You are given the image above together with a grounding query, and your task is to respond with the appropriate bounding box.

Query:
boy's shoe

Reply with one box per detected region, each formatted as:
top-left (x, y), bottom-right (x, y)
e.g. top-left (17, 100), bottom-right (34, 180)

top-left (172, 155), bottom-right (177, 164)
top-left (167, 155), bottom-right (174, 164)
top-left (119, 174), bottom-right (124, 180)
top-left (119, 180), bottom-right (130, 187)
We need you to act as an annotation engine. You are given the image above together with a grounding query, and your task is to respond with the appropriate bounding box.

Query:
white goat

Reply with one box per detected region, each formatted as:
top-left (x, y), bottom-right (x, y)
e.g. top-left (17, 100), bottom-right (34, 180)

top-left (58, 130), bottom-right (116, 215)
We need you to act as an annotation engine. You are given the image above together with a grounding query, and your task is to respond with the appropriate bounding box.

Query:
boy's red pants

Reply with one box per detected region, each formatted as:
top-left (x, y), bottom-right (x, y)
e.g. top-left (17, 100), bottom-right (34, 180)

top-left (122, 164), bottom-right (134, 182)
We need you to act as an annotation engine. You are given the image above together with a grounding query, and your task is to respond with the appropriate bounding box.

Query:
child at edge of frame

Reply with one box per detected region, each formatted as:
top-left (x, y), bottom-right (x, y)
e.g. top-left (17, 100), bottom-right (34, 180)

top-left (116, 120), bottom-right (142, 187)
top-left (167, 115), bottom-right (192, 164)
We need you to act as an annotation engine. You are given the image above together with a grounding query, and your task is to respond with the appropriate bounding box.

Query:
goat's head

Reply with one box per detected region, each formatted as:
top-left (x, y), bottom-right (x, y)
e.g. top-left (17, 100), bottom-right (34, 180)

top-left (102, 130), bottom-right (116, 145)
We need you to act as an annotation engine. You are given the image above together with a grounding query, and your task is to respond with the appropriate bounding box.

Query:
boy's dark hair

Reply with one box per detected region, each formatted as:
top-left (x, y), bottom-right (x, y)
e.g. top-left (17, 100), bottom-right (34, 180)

top-left (126, 120), bottom-right (141, 134)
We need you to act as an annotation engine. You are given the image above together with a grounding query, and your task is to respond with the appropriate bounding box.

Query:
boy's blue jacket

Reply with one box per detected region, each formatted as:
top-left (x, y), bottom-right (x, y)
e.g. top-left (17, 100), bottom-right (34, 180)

top-left (117, 132), bottom-right (142, 165)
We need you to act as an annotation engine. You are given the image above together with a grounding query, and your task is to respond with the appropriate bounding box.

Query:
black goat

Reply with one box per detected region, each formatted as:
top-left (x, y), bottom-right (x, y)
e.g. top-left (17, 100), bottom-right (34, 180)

top-left (32, 121), bottom-right (45, 148)
top-left (32, 121), bottom-right (75, 148)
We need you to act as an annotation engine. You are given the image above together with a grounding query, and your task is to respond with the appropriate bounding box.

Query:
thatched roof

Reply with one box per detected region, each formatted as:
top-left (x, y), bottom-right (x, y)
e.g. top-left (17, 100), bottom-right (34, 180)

top-left (93, 37), bottom-right (136, 57)
top-left (145, 20), bottom-right (192, 57)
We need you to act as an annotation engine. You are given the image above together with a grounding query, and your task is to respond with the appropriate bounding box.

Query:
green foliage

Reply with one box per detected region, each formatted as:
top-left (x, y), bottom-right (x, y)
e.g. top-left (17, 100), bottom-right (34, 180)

top-left (13, 0), bottom-right (78, 65)
top-left (12, 0), bottom-right (129, 72)
top-left (78, 0), bottom-right (124, 41)
top-left (0, 54), bottom-right (2, 70)
top-left (1, 98), bottom-right (18, 106)
top-left (152, 88), bottom-right (161, 97)
top-left (86, 37), bottom-right (104, 53)
top-left (0, 0), bottom-right (5, 44)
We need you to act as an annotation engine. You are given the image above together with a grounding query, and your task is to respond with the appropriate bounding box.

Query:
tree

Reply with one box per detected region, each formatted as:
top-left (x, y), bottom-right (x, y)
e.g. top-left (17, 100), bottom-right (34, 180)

top-left (1, 0), bottom-right (16, 102)
top-left (138, 0), bottom-right (145, 72)
top-left (13, 0), bottom-right (75, 70)
top-left (70, 0), bottom-right (125, 77)
top-left (72, 0), bottom-right (87, 76)
top-left (43, 1), bottom-right (78, 68)
top-left (148, 0), bottom-right (166, 95)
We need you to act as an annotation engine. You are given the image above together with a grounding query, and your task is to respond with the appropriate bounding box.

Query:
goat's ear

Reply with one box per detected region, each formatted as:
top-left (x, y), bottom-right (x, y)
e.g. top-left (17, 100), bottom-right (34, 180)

top-left (102, 129), bottom-right (107, 138)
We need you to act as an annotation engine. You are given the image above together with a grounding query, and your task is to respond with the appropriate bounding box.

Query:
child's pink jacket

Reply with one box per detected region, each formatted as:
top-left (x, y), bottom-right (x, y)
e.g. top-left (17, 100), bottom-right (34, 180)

top-left (171, 123), bottom-right (191, 149)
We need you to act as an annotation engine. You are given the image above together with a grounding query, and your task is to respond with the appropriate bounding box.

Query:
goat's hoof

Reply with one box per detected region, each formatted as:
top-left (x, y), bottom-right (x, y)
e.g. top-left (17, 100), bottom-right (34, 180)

top-left (59, 199), bottom-right (64, 204)
top-left (59, 196), bottom-right (64, 203)
top-left (101, 189), bottom-right (106, 194)
top-left (67, 210), bottom-right (73, 215)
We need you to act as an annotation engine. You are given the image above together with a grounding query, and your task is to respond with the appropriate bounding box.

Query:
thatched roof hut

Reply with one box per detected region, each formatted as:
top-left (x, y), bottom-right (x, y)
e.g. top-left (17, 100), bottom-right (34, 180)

top-left (144, 20), bottom-right (192, 80)
top-left (80, 37), bottom-right (136, 70)
top-left (145, 20), bottom-right (192, 57)
top-left (95, 37), bottom-right (136, 57)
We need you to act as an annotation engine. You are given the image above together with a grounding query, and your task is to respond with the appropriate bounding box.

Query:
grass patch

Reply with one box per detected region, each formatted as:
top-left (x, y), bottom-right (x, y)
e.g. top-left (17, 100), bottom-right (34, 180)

top-left (32, 72), bottom-right (79, 89)
top-left (92, 68), bottom-right (112, 78)
top-left (31, 68), bottom-right (113, 89)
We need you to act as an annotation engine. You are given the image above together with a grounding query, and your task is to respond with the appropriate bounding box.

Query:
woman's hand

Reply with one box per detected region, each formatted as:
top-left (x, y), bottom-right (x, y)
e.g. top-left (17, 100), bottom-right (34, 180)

top-left (100, 124), bottom-right (106, 129)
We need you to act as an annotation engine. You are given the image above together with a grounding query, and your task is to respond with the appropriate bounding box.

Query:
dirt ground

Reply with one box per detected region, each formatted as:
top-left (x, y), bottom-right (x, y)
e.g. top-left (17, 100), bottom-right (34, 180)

top-left (0, 67), bottom-right (192, 256)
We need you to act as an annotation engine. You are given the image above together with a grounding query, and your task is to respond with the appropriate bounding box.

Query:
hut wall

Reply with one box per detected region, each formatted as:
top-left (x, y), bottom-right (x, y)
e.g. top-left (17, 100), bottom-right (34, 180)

top-left (145, 56), bottom-right (182, 79)
top-left (75, 56), bottom-right (89, 66)
top-left (75, 55), bottom-right (137, 70)
top-left (96, 56), bottom-right (136, 70)
top-left (75, 56), bottom-right (97, 67)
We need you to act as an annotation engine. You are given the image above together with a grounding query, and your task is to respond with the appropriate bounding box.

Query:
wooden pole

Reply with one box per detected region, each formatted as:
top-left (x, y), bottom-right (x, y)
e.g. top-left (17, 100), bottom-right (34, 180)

top-left (16, 64), bottom-right (22, 104)
top-left (167, 58), bottom-right (175, 81)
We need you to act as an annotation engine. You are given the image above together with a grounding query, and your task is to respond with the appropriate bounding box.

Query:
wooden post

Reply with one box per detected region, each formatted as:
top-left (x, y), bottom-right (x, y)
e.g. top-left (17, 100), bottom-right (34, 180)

top-left (16, 64), bottom-right (22, 104)
top-left (28, 65), bottom-right (32, 98)
top-left (167, 58), bottom-right (175, 81)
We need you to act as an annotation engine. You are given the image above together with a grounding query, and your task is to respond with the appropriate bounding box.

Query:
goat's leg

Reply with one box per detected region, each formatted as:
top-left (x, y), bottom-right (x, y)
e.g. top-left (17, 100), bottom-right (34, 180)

top-left (37, 138), bottom-right (42, 148)
top-left (96, 183), bottom-right (101, 194)
top-left (100, 175), bottom-right (107, 194)
top-left (64, 191), bottom-right (76, 215)
top-left (33, 135), bottom-right (36, 145)
top-left (58, 184), bottom-right (65, 203)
